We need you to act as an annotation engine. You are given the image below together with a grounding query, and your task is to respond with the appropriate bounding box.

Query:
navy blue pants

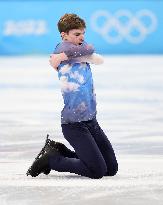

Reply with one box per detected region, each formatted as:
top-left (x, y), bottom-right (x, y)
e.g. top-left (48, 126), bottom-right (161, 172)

top-left (49, 118), bottom-right (118, 179)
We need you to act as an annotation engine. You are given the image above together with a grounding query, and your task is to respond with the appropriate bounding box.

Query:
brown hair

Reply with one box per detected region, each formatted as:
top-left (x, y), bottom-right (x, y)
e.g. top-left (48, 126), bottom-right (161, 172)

top-left (58, 13), bottom-right (86, 33)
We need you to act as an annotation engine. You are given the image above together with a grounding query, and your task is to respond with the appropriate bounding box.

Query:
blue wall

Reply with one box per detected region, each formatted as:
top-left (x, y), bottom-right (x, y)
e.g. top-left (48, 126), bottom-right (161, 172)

top-left (0, 0), bottom-right (163, 55)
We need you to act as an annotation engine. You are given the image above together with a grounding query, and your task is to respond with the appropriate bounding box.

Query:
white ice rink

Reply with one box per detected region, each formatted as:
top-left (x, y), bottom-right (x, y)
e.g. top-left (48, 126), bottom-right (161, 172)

top-left (0, 55), bottom-right (163, 205)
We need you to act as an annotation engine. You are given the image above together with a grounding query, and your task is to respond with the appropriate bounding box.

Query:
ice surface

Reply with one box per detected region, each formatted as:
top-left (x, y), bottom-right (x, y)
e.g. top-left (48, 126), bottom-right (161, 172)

top-left (0, 55), bottom-right (163, 204)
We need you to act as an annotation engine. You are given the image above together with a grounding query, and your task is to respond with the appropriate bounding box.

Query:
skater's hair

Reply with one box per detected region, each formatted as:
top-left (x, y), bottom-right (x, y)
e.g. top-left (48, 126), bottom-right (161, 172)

top-left (58, 13), bottom-right (86, 33)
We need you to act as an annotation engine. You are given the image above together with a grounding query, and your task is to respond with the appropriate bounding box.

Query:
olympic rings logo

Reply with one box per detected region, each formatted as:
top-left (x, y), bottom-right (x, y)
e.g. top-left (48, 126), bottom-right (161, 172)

top-left (90, 10), bottom-right (157, 44)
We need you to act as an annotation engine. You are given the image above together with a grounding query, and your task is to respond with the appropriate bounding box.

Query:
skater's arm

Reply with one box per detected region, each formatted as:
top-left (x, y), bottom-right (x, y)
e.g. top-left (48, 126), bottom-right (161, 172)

top-left (54, 41), bottom-right (94, 58)
top-left (49, 41), bottom-right (95, 70)
top-left (49, 53), bottom-right (104, 70)
top-left (74, 53), bottom-right (104, 65)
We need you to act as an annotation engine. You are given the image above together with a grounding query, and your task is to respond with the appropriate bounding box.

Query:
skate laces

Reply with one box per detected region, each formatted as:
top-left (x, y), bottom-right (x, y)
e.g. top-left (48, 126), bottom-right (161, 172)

top-left (35, 134), bottom-right (52, 160)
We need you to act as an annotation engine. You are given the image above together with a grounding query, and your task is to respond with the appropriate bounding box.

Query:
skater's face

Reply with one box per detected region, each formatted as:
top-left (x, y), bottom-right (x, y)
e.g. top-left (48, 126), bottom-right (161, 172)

top-left (61, 28), bottom-right (85, 45)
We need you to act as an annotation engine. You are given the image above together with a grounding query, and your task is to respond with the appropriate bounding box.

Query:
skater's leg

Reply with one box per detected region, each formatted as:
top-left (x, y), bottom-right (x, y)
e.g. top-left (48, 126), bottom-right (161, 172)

top-left (85, 118), bottom-right (118, 176)
top-left (49, 122), bottom-right (107, 178)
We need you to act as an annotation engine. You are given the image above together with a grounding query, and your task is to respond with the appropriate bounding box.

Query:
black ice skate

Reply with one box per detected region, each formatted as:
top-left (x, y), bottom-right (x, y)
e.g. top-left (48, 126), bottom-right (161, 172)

top-left (26, 134), bottom-right (56, 176)
top-left (27, 147), bottom-right (61, 177)
top-left (26, 134), bottom-right (78, 177)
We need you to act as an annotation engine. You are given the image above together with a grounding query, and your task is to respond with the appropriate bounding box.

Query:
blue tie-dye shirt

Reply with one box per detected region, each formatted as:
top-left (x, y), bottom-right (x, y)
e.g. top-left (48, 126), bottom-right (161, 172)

top-left (54, 41), bottom-right (97, 124)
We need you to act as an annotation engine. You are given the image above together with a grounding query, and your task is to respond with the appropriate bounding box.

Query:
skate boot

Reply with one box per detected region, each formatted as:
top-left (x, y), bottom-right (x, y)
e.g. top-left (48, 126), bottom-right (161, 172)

top-left (50, 141), bottom-right (78, 158)
top-left (26, 145), bottom-right (61, 177)
top-left (26, 134), bottom-right (55, 176)
top-left (49, 140), bottom-right (70, 156)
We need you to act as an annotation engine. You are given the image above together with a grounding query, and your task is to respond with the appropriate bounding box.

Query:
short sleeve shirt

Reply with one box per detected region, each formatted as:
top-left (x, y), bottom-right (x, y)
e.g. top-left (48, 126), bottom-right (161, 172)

top-left (54, 42), bottom-right (97, 124)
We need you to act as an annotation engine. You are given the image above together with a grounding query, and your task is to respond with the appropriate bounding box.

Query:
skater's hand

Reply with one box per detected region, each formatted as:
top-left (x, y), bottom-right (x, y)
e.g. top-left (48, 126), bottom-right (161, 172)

top-left (49, 53), bottom-right (68, 71)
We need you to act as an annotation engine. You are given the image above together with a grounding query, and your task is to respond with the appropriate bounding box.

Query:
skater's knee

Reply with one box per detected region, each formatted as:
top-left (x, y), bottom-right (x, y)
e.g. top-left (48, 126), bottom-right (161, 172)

top-left (91, 163), bottom-right (107, 179)
top-left (106, 162), bottom-right (118, 176)
top-left (109, 167), bottom-right (118, 176)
